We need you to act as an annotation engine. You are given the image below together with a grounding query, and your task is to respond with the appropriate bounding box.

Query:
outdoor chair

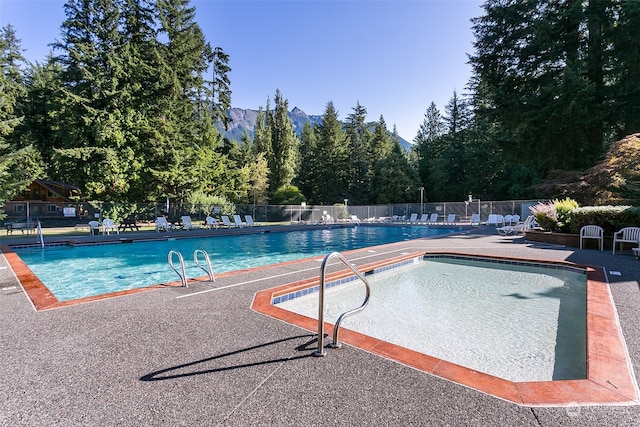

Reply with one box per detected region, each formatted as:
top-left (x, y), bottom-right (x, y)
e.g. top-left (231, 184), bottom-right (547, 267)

top-left (580, 225), bottom-right (604, 251)
top-left (612, 226), bottom-right (640, 255)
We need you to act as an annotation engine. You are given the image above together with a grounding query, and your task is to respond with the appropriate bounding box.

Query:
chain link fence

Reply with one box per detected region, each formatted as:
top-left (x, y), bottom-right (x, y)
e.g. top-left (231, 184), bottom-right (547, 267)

top-left (4, 199), bottom-right (543, 227)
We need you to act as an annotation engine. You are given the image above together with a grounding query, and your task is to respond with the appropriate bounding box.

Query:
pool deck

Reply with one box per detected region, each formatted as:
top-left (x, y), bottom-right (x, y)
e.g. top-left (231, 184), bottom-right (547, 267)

top-left (1, 225), bottom-right (639, 425)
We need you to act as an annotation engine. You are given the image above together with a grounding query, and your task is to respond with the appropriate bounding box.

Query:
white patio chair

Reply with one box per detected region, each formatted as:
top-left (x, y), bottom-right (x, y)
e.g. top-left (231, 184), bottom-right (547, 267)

top-left (580, 225), bottom-right (604, 251)
top-left (612, 226), bottom-right (640, 254)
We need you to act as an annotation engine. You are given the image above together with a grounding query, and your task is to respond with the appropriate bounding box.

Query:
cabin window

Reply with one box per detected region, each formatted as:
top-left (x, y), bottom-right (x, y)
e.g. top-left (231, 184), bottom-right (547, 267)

top-left (13, 204), bottom-right (25, 213)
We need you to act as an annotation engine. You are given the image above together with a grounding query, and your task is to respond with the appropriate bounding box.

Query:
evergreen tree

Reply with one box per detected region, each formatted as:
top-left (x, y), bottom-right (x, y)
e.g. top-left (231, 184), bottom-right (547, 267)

top-left (313, 101), bottom-right (349, 204)
top-left (412, 102), bottom-right (445, 200)
top-left (294, 121), bottom-right (318, 202)
top-left (373, 139), bottom-right (418, 204)
top-left (266, 89), bottom-right (297, 194)
top-left (345, 101), bottom-right (372, 204)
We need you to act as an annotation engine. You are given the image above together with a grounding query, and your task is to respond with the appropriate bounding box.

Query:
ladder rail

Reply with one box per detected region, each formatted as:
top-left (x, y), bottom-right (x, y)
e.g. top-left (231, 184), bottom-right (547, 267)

top-left (168, 250), bottom-right (188, 287)
top-left (193, 249), bottom-right (215, 281)
top-left (313, 252), bottom-right (371, 357)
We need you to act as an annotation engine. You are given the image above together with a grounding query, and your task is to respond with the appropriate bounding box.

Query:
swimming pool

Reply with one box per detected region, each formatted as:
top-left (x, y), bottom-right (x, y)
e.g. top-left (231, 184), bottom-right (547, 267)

top-left (253, 252), bottom-right (639, 406)
top-left (275, 255), bottom-right (587, 383)
top-left (11, 225), bottom-right (459, 302)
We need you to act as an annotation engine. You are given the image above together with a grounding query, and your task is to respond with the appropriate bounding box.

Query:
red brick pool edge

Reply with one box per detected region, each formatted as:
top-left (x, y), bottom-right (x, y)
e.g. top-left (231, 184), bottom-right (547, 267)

top-left (252, 252), bottom-right (639, 407)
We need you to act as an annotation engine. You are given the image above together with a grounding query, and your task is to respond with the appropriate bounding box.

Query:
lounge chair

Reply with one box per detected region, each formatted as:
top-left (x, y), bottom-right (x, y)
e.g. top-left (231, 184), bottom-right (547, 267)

top-left (418, 214), bottom-right (429, 223)
top-left (496, 215), bottom-right (535, 236)
top-left (221, 215), bottom-right (233, 227)
top-left (428, 213), bottom-right (439, 224)
top-left (612, 226), bottom-right (640, 254)
top-left (88, 220), bottom-right (100, 235)
top-left (446, 214), bottom-right (456, 224)
top-left (408, 213), bottom-right (418, 223)
top-left (350, 215), bottom-right (361, 224)
top-left (101, 218), bottom-right (119, 235)
top-left (233, 214), bottom-right (245, 228)
top-left (580, 225), bottom-right (604, 251)
top-left (470, 214), bottom-right (481, 225)
top-left (487, 214), bottom-right (504, 226)
top-left (155, 217), bottom-right (173, 232)
top-left (205, 215), bottom-right (218, 229)
top-left (181, 215), bottom-right (196, 230)
top-left (244, 215), bottom-right (257, 227)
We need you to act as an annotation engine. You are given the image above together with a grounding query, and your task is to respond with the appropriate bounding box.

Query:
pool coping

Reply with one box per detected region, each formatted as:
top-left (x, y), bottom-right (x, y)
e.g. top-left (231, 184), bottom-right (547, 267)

top-left (251, 251), bottom-right (639, 407)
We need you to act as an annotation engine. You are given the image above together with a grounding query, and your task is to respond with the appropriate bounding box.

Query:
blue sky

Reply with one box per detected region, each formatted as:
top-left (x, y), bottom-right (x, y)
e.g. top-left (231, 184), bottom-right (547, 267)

top-left (0, 0), bottom-right (484, 141)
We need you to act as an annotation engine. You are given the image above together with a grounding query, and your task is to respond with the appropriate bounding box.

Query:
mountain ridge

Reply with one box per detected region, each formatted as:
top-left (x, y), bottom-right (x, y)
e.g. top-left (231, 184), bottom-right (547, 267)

top-left (219, 107), bottom-right (412, 151)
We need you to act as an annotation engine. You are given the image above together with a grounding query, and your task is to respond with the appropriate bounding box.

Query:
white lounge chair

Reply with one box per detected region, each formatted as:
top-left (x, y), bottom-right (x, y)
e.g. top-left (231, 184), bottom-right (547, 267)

top-left (496, 215), bottom-right (535, 236)
top-left (244, 215), bottom-right (257, 227)
top-left (155, 217), bottom-right (173, 232)
top-left (205, 215), bottom-right (218, 229)
top-left (580, 225), bottom-right (604, 251)
top-left (487, 214), bottom-right (504, 226)
top-left (181, 215), bottom-right (196, 230)
top-left (612, 226), bottom-right (640, 254)
top-left (418, 214), bottom-right (429, 223)
top-left (408, 213), bottom-right (418, 223)
top-left (446, 214), bottom-right (456, 224)
top-left (233, 215), bottom-right (245, 228)
top-left (101, 218), bottom-right (119, 235)
top-left (470, 214), bottom-right (481, 225)
top-left (428, 213), bottom-right (439, 224)
top-left (88, 220), bottom-right (101, 235)
top-left (221, 215), bottom-right (233, 227)
top-left (350, 215), bottom-right (361, 224)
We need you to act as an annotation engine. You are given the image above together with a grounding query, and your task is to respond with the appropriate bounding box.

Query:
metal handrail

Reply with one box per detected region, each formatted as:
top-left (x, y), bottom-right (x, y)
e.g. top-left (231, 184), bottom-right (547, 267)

top-left (168, 250), bottom-right (188, 287)
top-left (194, 249), bottom-right (215, 281)
top-left (313, 252), bottom-right (371, 357)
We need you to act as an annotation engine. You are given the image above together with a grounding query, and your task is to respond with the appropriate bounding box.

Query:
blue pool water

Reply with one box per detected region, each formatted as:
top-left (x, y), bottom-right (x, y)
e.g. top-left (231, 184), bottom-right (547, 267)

top-left (14, 225), bottom-right (459, 301)
top-left (277, 256), bottom-right (587, 382)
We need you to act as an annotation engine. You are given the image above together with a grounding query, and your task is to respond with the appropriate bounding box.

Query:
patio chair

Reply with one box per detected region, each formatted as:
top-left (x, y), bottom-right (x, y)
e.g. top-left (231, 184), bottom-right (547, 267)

top-left (244, 215), bottom-right (258, 227)
top-left (88, 220), bottom-right (100, 236)
top-left (205, 215), bottom-right (218, 229)
top-left (408, 213), bottom-right (418, 223)
top-left (233, 215), bottom-right (245, 228)
top-left (428, 213), bottom-right (439, 224)
top-left (155, 217), bottom-right (173, 232)
top-left (612, 226), bottom-right (640, 255)
top-left (221, 215), bottom-right (234, 227)
top-left (580, 225), bottom-right (604, 251)
top-left (181, 215), bottom-right (196, 230)
top-left (446, 214), bottom-right (456, 224)
top-left (470, 213), bottom-right (481, 225)
top-left (101, 218), bottom-right (119, 235)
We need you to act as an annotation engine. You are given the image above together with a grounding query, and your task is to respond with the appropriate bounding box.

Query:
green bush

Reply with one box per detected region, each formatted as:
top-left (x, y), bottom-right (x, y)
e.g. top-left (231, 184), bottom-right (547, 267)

top-left (530, 198), bottom-right (579, 232)
top-left (567, 205), bottom-right (640, 234)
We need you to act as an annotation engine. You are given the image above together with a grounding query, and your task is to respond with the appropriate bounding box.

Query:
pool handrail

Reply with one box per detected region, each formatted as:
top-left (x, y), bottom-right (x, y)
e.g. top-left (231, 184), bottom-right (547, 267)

top-left (193, 249), bottom-right (215, 281)
top-left (313, 251), bottom-right (371, 357)
top-left (168, 250), bottom-right (188, 287)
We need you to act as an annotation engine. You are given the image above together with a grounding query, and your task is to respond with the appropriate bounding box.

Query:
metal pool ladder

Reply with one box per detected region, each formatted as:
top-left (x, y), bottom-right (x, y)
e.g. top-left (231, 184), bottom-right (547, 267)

top-left (168, 249), bottom-right (215, 287)
top-left (313, 252), bottom-right (371, 357)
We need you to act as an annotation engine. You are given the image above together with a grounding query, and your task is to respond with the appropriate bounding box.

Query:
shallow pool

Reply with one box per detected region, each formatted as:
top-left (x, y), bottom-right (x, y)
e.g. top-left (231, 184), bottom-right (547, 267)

top-left (13, 225), bottom-right (459, 301)
top-left (275, 256), bottom-right (587, 383)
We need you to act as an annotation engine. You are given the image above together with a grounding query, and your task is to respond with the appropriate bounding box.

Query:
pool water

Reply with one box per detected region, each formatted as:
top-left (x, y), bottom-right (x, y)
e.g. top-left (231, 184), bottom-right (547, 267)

top-left (276, 257), bottom-right (587, 383)
top-left (13, 225), bottom-right (458, 301)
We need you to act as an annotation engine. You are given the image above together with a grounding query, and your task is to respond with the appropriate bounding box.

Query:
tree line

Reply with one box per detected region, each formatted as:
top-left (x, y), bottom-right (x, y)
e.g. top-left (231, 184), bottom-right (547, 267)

top-left (2, 0), bottom-right (639, 216)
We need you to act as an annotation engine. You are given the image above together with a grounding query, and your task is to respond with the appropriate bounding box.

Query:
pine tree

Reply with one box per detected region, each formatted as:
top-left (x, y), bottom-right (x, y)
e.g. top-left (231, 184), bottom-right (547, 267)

top-left (266, 89), bottom-right (298, 194)
top-left (345, 101), bottom-right (373, 204)
top-left (313, 101), bottom-right (349, 204)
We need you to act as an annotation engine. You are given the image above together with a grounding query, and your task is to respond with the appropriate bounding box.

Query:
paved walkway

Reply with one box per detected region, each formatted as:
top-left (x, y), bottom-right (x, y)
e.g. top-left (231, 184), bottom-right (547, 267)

top-left (1, 227), bottom-right (639, 426)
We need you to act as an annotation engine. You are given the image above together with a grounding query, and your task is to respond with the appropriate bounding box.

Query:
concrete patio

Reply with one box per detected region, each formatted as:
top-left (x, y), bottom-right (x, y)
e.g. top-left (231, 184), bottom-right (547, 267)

top-left (1, 226), bottom-right (639, 426)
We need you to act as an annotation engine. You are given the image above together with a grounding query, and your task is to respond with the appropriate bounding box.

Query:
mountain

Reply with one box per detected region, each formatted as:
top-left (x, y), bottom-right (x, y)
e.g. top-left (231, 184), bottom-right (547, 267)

top-left (218, 107), bottom-right (412, 151)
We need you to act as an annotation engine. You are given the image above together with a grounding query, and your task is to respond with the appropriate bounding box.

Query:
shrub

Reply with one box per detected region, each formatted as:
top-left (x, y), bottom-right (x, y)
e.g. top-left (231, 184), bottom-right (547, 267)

top-left (270, 185), bottom-right (306, 205)
top-left (567, 205), bottom-right (640, 234)
top-left (529, 198), bottom-right (579, 232)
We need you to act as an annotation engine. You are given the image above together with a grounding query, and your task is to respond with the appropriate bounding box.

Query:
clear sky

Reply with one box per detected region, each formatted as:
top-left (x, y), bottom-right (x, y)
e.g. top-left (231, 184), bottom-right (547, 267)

top-left (0, 0), bottom-right (484, 141)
